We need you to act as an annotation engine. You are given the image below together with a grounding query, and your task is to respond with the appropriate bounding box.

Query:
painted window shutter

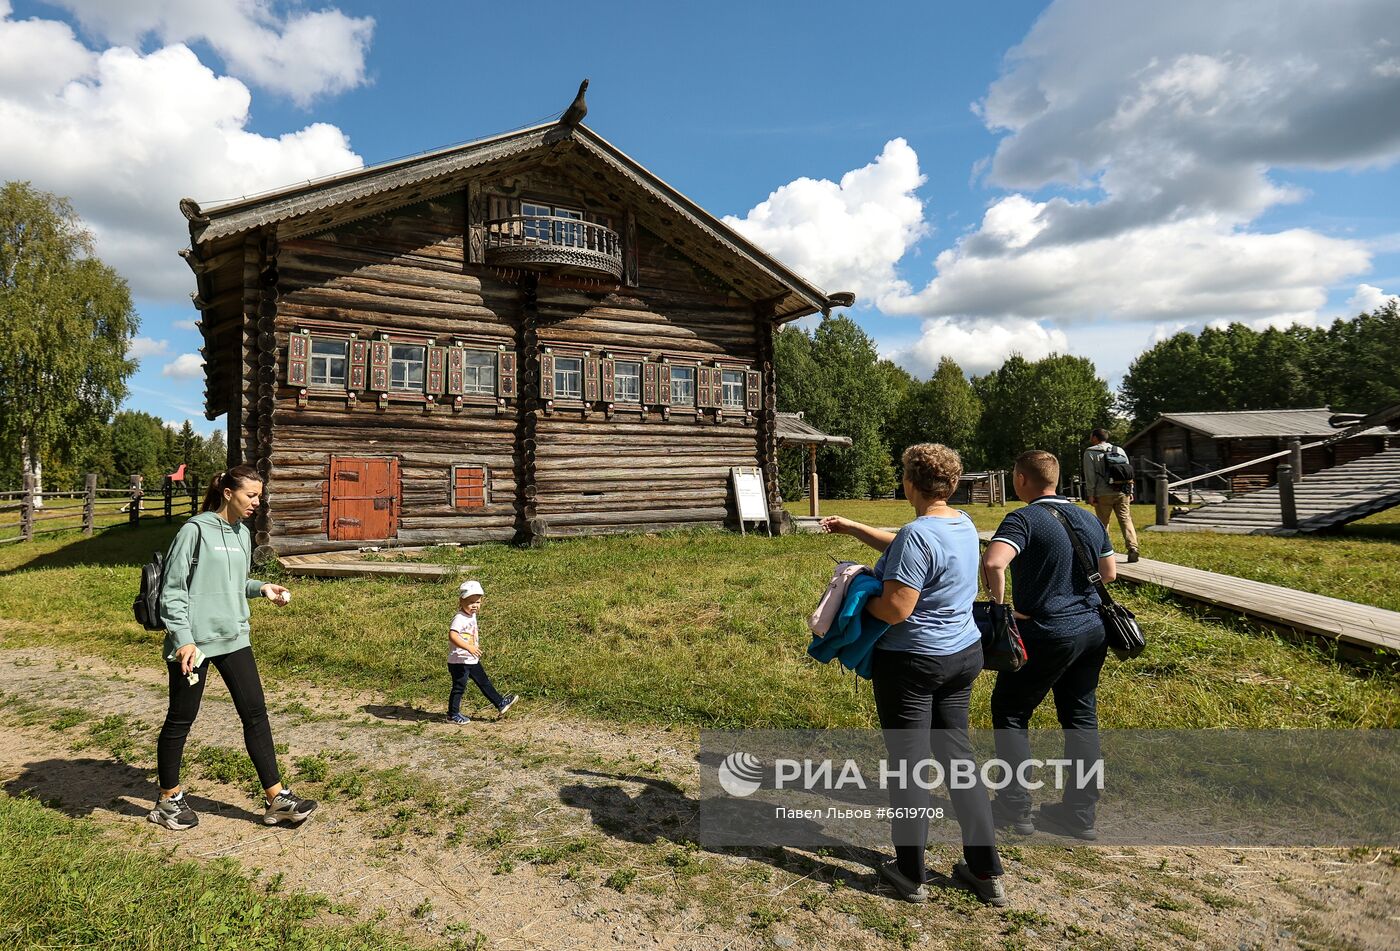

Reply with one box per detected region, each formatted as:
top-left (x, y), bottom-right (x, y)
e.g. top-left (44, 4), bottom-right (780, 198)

top-left (497, 351), bottom-right (517, 398)
top-left (642, 361), bottom-right (657, 405)
top-left (539, 353), bottom-right (555, 400)
top-left (348, 339), bottom-right (369, 390)
top-left (601, 358), bottom-right (615, 401)
top-left (466, 185), bottom-right (485, 265)
top-left (287, 332), bottom-right (310, 387)
top-left (426, 345), bottom-right (446, 395)
top-left (657, 363), bottom-right (672, 406)
top-left (693, 367), bottom-right (708, 408)
top-left (488, 194), bottom-right (510, 223)
top-left (712, 369), bottom-right (726, 409)
top-left (584, 356), bottom-right (600, 402)
top-left (446, 346), bottom-right (465, 396)
top-left (369, 340), bottom-right (390, 391)
top-left (746, 370), bottom-right (761, 411)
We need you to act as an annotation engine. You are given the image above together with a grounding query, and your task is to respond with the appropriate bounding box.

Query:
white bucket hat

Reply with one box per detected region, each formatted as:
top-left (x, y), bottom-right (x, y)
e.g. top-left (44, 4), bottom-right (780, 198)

top-left (458, 580), bottom-right (484, 598)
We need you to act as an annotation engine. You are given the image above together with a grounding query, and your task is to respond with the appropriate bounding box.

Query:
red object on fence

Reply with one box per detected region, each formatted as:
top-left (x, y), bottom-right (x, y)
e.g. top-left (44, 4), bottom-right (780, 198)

top-left (168, 464), bottom-right (187, 483)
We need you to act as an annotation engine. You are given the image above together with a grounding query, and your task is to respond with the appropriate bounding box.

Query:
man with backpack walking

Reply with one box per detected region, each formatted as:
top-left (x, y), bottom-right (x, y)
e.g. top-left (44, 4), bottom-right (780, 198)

top-left (1082, 428), bottom-right (1139, 564)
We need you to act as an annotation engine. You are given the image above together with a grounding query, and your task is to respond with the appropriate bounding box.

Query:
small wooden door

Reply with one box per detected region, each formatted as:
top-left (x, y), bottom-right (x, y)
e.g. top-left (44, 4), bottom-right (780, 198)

top-left (328, 457), bottom-right (399, 541)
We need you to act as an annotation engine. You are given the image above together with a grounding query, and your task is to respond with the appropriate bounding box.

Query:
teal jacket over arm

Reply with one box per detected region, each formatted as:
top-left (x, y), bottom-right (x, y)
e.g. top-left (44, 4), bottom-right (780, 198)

top-left (806, 573), bottom-right (890, 679)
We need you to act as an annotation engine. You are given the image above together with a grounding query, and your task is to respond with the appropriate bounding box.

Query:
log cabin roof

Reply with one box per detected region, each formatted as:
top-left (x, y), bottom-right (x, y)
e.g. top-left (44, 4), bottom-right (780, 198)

top-left (179, 122), bottom-right (846, 325)
top-left (1124, 407), bottom-right (1391, 449)
top-left (775, 412), bottom-right (853, 447)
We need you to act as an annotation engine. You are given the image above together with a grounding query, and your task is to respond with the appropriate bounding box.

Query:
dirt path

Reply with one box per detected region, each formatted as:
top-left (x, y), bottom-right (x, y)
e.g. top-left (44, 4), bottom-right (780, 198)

top-left (0, 645), bottom-right (1394, 950)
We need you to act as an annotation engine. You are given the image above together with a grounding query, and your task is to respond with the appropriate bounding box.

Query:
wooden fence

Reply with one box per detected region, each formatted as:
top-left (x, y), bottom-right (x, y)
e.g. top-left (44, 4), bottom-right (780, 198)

top-left (0, 473), bottom-right (201, 544)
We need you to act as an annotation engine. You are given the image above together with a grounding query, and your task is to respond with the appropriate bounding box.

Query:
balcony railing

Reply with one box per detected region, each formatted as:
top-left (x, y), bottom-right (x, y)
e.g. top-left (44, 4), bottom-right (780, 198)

top-left (484, 215), bottom-right (623, 279)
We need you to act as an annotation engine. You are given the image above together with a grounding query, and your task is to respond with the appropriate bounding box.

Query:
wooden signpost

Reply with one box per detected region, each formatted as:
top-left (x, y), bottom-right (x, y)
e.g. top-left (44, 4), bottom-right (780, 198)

top-left (730, 466), bottom-right (771, 536)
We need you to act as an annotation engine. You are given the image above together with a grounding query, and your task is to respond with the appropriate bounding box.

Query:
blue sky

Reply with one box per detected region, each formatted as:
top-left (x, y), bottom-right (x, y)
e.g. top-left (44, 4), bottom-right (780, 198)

top-left (4, 0), bottom-right (1398, 433)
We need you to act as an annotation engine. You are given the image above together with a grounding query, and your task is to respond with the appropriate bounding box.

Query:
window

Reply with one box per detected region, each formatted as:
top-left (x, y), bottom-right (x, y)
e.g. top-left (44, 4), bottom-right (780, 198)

top-left (521, 201), bottom-right (584, 245)
top-left (554, 356), bottom-right (583, 399)
top-left (389, 344), bottom-right (425, 391)
top-left (614, 361), bottom-right (641, 402)
top-left (310, 339), bottom-right (347, 387)
top-left (452, 465), bottom-right (488, 509)
top-left (722, 369), bottom-right (746, 409)
top-left (463, 350), bottom-right (496, 395)
top-left (669, 365), bottom-right (695, 405)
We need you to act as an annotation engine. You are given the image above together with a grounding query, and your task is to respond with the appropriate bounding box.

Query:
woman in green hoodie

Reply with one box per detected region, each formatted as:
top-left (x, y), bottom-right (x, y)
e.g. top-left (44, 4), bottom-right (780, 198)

top-left (149, 465), bottom-right (317, 831)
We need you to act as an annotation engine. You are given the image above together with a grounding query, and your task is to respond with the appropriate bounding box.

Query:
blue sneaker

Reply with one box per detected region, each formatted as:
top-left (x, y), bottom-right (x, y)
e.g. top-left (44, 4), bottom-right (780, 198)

top-left (447, 713), bottom-right (470, 724)
top-left (497, 695), bottom-right (518, 716)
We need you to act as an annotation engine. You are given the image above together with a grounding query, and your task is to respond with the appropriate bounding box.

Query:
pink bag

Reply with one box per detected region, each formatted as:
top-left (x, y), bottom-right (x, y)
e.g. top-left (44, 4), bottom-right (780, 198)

top-left (808, 561), bottom-right (873, 636)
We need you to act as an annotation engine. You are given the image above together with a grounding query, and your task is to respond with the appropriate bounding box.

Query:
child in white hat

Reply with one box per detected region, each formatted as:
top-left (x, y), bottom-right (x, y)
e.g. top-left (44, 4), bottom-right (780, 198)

top-left (446, 580), bottom-right (518, 724)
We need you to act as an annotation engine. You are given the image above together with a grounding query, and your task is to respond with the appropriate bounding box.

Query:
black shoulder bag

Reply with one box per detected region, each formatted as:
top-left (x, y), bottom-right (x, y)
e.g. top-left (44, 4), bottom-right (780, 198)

top-left (1043, 505), bottom-right (1146, 660)
top-left (133, 527), bottom-right (202, 632)
top-left (973, 599), bottom-right (1028, 672)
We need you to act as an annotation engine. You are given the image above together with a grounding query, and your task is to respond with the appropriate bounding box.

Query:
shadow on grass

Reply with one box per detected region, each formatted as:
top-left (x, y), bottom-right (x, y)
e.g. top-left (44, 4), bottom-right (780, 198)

top-left (2, 756), bottom-right (261, 823)
top-left (361, 704), bottom-right (442, 723)
top-left (559, 768), bottom-right (927, 903)
top-left (0, 522), bottom-right (182, 574)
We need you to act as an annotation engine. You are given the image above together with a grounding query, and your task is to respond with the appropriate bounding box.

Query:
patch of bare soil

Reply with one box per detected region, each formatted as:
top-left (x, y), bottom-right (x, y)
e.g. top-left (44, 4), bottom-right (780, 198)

top-left (0, 646), bottom-right (1394, 951)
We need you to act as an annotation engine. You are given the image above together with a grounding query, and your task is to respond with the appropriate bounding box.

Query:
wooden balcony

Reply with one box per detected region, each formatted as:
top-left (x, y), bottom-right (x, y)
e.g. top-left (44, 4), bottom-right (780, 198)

top-left (484, 215), bottom-right (623, 280)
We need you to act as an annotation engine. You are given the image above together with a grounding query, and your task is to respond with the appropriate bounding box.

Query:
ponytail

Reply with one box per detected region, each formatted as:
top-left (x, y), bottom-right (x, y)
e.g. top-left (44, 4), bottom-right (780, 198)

top-left (202, 464), bottom-right (262, 512)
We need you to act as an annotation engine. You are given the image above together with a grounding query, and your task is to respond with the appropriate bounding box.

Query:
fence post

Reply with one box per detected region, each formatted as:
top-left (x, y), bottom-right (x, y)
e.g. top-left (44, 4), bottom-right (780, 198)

top-left (1289, 437), bottom-right (1303, 483)
top-left (163, 478), bottom-right (173, 523)
top-left (82, 473), bottom-right (96, 536)
top-left (129, 474), bottom-right (142, 528)
top-left (1155, 474), bottom-right (1170, 526)
top-left (20, 472), bottom-right (35, 541)
top-left (1277, 463), bottom-right (1298, 530)
top-left (189, 475), bottom-right (200, 517)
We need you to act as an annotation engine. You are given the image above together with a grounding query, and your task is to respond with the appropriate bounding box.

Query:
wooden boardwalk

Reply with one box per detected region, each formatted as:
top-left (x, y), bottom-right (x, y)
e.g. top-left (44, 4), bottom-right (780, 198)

top-left (279, 550), bottom-right (477, 581)
top-left (976, 531), bottom-right (1399, 658)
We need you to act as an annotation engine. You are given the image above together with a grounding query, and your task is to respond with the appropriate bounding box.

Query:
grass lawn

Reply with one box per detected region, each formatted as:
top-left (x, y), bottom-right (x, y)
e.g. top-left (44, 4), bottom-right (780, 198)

top-left (787, 499), bottom-right (1400, 613)
top-left (1, 518), bottom-right (1395, 731)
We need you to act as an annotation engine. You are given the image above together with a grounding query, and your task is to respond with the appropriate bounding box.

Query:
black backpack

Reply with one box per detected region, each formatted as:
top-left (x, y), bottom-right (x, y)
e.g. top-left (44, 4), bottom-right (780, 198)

top-left (133, 530), bottom-right (202, 631)
top-left (1100, 443), bottom-right (1135, 489)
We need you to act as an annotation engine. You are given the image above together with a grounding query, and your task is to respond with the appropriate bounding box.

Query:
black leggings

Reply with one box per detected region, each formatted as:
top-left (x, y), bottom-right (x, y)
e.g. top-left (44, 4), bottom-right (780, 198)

top-left (448, 662), bottom-right (505, 714)
top-left (157, 646), bottom-right (280, 791)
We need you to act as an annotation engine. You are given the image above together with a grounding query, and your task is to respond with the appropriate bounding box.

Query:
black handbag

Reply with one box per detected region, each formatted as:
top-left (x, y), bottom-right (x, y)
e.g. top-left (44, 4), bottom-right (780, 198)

top-left (1043, 505), bottom-right (1146, 660)
top-left (973, 600), bottom-right (1027, 672)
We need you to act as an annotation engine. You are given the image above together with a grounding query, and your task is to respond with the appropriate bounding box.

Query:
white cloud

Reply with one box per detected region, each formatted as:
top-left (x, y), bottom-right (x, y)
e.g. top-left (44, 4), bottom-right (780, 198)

top-left (46, 0), bottom-right (374, 106)
top-left (723, 138), bottom-right (927, 303)
top-left (128, 336), bottom-right (169, 359)
top-left (162, 353), bottom-right (205, 379)
top-left (0, 9), bottom-right (364, 301)
top-left (173, 319), bottom-right (199, 331)
top-left (1346, 283), bottom-right (1398, 314)
top-left (888, 317), bottom-right (1070, 378)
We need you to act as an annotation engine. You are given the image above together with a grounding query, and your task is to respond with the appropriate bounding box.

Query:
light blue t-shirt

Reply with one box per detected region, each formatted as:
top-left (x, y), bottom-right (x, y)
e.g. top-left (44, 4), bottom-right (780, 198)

top-left (871, 513), bottom-right (982, 656)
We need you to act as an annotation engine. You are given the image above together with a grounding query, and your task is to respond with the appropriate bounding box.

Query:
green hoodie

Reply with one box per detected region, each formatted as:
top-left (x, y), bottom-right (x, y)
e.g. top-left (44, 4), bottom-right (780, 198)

top-left (160, 511), bottom-right (267, 660)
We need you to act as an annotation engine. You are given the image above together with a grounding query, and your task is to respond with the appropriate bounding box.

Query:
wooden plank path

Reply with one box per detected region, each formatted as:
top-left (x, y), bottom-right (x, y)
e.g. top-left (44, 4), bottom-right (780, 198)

top-left (279, 550), bottom-right (477, 581)
top-left (976, 531), bottom-right (1399, 657)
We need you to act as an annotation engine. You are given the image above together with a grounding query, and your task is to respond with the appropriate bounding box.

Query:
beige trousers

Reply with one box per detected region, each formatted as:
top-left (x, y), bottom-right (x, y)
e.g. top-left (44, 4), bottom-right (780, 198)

top-left (1093, 492), bottom-right (1138, 553)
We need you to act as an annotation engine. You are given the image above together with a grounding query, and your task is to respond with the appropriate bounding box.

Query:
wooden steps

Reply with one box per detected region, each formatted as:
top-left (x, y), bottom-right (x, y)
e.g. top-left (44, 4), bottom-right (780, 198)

top-left (1154, 447), bottom-right (1400, 534)
top-left (279, 549), bottom-right (477, 581)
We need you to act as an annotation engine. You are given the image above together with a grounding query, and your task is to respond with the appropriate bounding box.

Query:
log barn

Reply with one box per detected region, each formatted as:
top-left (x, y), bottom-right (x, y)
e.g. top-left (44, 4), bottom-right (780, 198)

top-left (180, 95), bottom-right (851, 557)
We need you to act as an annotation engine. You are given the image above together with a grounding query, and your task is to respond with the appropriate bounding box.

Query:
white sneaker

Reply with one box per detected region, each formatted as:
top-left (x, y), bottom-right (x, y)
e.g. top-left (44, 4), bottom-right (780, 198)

top-left (263, 788), bottom-right (317, 826)
top-left (952, 861), bottom-right (1008, 906)
top-left (148, 791), bottom-right (199, 830)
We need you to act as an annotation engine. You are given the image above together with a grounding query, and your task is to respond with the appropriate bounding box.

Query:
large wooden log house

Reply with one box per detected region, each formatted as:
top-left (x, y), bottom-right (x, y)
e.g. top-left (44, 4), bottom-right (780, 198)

top-left (180, 91), bottom-right (851, 556)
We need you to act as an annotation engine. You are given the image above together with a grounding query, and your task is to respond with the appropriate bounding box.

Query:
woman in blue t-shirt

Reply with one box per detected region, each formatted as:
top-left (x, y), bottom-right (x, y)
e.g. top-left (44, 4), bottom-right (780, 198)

top-left (822, 443), bottom-right (1006, 906)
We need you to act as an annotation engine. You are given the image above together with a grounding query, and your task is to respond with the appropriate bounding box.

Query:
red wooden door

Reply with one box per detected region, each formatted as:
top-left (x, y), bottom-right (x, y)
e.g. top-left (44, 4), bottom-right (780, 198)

top-left (328, 457), bottom-right (398, 541)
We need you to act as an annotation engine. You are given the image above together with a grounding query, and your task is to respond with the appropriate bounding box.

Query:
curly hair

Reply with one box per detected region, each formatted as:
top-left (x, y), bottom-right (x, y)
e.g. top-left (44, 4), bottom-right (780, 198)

top-left (901, 443), bottom-right (963, 501)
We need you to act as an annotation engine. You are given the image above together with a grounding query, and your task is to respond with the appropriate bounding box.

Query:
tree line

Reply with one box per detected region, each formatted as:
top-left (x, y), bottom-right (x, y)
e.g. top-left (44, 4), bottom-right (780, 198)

top-left (1118, 303), bottom-right (1400, 428)
top-left (774, 315), bottom-right (1116, 499)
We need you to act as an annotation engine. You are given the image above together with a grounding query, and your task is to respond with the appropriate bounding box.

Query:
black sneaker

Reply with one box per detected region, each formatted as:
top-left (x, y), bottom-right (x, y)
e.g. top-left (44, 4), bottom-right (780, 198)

top-left (497, 695), bottom-right (518, 716)
top-left (148, 791), bottom-right (199, 830)
top-left (992, 802), bottom-right (1035, 836)
top-left (951, 861), bottom-right (1009, 907)
top-left (263, 788), bottom-right (317, 826)
top-left (877, 858), bottom-right (928, 904)
top-left (1036, 802), bottom-right (1098, 840)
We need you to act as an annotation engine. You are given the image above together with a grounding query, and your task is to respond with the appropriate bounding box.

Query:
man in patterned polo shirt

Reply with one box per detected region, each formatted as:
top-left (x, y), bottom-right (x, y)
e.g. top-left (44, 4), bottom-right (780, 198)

top-left (981, 450), bottom-right (1118, 840)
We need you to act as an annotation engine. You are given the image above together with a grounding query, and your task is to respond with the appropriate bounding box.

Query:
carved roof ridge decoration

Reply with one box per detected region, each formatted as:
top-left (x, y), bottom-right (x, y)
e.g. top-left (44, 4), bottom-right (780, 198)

top-left (179, 123), bottom-right (845, 321)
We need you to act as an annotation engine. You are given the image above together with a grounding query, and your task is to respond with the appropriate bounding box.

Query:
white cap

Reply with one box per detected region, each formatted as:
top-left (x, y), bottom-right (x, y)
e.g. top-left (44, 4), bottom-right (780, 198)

top-left (458, 580), bottom-right (484, 598)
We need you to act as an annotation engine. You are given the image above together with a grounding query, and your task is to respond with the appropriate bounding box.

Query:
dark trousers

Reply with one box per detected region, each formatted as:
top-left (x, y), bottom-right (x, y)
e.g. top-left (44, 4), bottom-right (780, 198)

top-left (990, 615), bottom-right (1108, 828)
top-left (157, 646), bottom-right (280, 791)
top-left (448, 662), bottom-right (505, 714)
top-left (871, 644), bottom-right (1003, 881)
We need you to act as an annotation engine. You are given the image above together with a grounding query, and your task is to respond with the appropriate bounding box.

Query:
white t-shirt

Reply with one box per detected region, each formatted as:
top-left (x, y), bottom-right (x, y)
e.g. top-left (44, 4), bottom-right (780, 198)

top-left (448, 612), bottom-right (480, 665)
